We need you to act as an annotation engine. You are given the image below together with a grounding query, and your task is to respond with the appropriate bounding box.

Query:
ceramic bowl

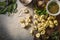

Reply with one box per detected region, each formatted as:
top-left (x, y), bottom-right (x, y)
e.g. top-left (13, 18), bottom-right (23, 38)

top-left (46, 0), bottom-right (60, 16)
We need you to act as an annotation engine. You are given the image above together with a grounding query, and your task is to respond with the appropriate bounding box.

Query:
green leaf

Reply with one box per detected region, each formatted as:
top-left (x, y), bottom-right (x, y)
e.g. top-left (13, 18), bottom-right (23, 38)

top-left (0, 7), bottom-right (7, 14)
top-left (0, 2), bottom-right (6, 6)
top-left (7, 5), bottom-right (12, 12)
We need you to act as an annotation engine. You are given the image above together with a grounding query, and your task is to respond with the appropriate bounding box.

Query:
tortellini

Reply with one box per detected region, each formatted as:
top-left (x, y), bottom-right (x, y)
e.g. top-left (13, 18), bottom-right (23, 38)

top-left (20, 13), bottom-right (58, 38)
top-left (36, 33), bottom-right (40, 38)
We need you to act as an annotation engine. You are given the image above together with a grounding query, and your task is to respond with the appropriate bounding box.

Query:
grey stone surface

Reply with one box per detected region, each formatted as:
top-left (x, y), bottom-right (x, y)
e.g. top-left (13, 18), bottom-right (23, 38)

top-left (0, 0), bottom-right (33, 40)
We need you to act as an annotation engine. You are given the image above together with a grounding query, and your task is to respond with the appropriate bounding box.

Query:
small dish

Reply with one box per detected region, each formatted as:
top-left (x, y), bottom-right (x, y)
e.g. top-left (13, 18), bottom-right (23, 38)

top-left (19, 0), bottom-right (32, 6)
top-left (46, 0), bottom-right (60, 16)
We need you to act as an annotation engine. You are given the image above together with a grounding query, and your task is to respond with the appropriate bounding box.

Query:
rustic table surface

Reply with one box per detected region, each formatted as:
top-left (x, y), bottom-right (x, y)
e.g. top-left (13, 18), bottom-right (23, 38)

top-left (0, 0), bottom-right (33, 40)
top-left (0, 0), bottom-right (60, 40)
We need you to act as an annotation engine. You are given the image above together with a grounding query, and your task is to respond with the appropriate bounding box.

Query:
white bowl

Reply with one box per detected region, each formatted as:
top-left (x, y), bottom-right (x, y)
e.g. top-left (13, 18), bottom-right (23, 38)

top-left (46, 0), bottom-right (60, 16)
top-left (20, 0), bottom-right (32, 5)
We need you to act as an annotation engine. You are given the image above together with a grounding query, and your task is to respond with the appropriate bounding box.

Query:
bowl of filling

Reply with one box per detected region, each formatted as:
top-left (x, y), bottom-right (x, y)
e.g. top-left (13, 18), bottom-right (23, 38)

top-left (46, 0), bottom-right (60, 16)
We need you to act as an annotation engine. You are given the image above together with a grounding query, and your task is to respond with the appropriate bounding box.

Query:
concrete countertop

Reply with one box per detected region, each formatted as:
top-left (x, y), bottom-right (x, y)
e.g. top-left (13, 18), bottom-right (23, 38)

top-left (0, 0), bottom-right (33, 40)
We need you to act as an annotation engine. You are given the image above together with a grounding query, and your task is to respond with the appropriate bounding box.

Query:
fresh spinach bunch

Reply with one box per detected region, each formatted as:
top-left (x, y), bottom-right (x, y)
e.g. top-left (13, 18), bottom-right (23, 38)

top-left (0, 0), bottom-right (17, 14)
top-left (34, 7), bottom-right (47, 15)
